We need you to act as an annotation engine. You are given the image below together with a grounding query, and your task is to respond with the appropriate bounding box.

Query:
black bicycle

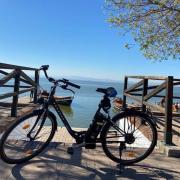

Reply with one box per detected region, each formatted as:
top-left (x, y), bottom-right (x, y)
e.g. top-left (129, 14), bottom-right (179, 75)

top-left (0, 65), bottom-right (157, 165)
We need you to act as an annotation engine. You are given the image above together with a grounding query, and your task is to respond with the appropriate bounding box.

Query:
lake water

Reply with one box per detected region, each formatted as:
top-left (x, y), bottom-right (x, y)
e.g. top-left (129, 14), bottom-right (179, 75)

top-left (0, 78), bottom-right (123, 128)
top-left (41, 79), bottom-right (124, 128)
top-left (1, 78), bottom-right (180, 128)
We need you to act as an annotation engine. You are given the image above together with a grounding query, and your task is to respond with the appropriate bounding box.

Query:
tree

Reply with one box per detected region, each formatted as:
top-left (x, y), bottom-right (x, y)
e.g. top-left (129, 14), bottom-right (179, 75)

top-left (105, 0), bottom-right (180, 60)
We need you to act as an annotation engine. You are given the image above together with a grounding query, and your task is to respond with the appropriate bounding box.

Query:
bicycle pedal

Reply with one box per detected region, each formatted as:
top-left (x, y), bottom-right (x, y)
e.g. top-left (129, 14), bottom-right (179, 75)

top-left (67, 147), bottom-right (74, 155)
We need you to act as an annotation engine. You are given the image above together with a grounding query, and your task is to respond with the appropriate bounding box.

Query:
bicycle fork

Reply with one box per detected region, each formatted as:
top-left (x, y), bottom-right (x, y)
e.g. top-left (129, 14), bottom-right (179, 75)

top-left (27, 109), bottom-right (47, 141)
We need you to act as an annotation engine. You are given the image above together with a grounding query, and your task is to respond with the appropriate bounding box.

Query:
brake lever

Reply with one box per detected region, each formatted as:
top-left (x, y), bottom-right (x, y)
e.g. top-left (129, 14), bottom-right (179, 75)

top-left (60, 84), bottom-right (75, 94)
top-left (66, 88), bottom-right (75, 94)
top-left (62, 78), bottom-right (69, 82)
top-left (48, 77), bottom-right (56, 83)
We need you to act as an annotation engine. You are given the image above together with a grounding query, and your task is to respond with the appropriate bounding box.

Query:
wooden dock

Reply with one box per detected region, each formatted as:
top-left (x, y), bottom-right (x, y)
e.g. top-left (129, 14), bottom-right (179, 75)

top-left (0, 63), bottom-right (179, 158)
top-left (155, 115), bottom-right (180, 147)
top-left (0, 96), bottom-right (38, 134)
top-left (113, 103), bottom-right (179, 147)
top-left (122, 75), bottom-right (180, 145)
top-left (0, 62), bottom-right (40, 134)
top-left (0, 62), bottom-right (39, 117)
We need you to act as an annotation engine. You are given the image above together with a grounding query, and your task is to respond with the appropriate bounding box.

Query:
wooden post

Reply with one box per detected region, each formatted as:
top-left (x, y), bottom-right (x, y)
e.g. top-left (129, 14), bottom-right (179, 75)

top-left (11, 69), bottom-right (21, 117)
top-left (142, 78), bottom-right (148, 112)
top-left (123, 77), bottom-right (128, 108)
top-left (164, 76), bottom-right (173, 145)
top-left (34, 70), bottom-right (39, 103)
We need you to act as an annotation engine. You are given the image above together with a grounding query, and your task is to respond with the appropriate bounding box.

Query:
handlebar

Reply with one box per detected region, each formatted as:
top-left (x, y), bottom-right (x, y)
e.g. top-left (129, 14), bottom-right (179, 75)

top-left (39, 65), bottom-right (80, 89)
top-left (40, 65), bottom-right (49, 71)
top-left (61, 78), bottom-right (80, 89)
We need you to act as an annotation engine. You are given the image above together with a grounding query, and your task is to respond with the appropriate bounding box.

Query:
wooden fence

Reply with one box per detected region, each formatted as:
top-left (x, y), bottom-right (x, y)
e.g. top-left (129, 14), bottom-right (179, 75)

top-left (0, 63), bottom-right (39, 117)
top-left (123, 75), bottom-right (180, 145)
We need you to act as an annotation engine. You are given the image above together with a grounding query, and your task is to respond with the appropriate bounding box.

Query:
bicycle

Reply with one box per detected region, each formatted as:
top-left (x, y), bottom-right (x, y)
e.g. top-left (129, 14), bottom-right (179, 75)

top-left (0, 65), bottom-right (157, 165)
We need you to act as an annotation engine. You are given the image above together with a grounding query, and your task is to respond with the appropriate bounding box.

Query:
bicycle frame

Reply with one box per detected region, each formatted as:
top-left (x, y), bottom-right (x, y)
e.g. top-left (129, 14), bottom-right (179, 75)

top-left (51, 96), bottom-right (81, 140)
top-left (42, 84), bottom-right (83, 141)
top-left (31, 83), bottom-right (125, 144)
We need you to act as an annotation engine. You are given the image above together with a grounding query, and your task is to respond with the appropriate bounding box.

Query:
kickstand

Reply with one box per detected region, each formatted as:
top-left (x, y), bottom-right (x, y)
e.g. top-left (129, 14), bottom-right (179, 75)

top-left (117, 142), bottom-right (125, 174)
top-left (117, 163), bottom-right (125, 174)
top-left (67, 143), bottom-right (85, 155)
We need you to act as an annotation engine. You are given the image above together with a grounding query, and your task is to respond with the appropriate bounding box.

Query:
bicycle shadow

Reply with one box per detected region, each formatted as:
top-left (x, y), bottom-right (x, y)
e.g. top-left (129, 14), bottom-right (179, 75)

top-left (9, 143), bottom-right (178, 180)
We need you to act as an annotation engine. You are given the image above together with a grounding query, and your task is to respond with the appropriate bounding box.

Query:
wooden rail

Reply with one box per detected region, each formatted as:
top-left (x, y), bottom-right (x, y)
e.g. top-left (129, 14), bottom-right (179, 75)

top-left (0, 63), bottom-right (39, 117)
top-left (123, 75), bottom-right (180, 145)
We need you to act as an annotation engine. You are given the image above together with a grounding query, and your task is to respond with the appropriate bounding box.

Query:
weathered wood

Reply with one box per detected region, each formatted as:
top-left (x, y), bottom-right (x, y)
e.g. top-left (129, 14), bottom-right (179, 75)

top-left (164, 76), bottom-right (173, 145)
top-left (123, 75), bottom-right (178, 146)
top-left (2, 85), bottom-right (32, 88)
top-left (11, 70), bottom-right (21, 117)
top-left (0, 63), bottom-right (38, 71)
top-left (142, 79), bottom-right (148, 111)
top-left (123, 77), bottom-right (128, 108)
top-left (173, 78), bottom-right (180, 81)
top-left (0, 69), bottom-right (7, 75)
top-left (125, 80), bottom-right (144, 93)
top-left (128, 93), bottom-right (180, 99)
top-left (0, 69), bottom-right (32, 85)
top-left (129, 85), bottom-right (159, 92)
top-left (20, 70), bottom-right (36, 86)
top-left (143, 101), bottom-right (165, 113)
top-left (124, 92), bottom-right (142, 104)
top-left (173, 82), bottom-right (180, 86)
top-left (126, 75), bottom-right (166, 80)
top-left (144, 82), bottom-right (166, 101)
top-left (34, 70), bottom-right (39, 103)
top-left (0, 70), bottom-right (16, 86)
top-left (0, 87), bottom-right (35, 100)
top-left (0, 63), bottom-right (40, 117)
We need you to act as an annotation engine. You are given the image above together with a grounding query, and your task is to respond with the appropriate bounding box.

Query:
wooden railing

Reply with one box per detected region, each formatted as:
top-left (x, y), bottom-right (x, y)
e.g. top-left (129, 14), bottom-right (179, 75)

top-left (123, 75), bottom-right (180, 145)
top-left (0, 63), bottom-right (39, 117)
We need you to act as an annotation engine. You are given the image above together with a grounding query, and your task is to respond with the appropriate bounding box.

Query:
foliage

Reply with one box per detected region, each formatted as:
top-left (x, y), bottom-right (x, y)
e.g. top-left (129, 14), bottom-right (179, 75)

top-left (105, 0), bottom-right (180, 60)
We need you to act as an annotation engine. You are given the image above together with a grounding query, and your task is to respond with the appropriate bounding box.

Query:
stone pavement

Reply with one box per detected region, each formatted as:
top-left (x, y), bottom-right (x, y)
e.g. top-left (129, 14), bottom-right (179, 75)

top-left (0, 96), bottom-right (38, 134)
top-left (0, 128), bottom-right (180, 180)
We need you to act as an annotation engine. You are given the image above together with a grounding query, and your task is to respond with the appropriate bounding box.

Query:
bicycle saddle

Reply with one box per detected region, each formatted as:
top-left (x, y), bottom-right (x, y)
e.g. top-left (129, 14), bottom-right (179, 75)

top-left (96, 87), bottom-right (117, 97)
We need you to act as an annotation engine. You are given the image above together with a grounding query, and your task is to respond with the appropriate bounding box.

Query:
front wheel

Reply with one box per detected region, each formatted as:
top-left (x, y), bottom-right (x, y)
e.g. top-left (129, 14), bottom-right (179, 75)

top-left (0, 110), bottom-right (56, 164)
top-left (101, 110), bottom-right (157, 165)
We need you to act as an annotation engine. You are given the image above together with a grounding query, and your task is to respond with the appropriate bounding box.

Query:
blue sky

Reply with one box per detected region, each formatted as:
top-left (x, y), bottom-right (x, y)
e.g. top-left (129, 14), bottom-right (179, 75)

top-left (0, 0), bottom-right (179, 81)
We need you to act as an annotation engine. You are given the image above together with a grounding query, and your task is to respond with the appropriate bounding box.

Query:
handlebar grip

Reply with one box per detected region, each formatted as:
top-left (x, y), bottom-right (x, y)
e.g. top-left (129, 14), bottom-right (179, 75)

top-left (40, 65), bottom-right (49, 70)
top-left (48, 77), bottom-right (56, 83)
top-left (62, 78), bottom-right (80, 89)
top-left (67, 81), bottom-right (80, 89)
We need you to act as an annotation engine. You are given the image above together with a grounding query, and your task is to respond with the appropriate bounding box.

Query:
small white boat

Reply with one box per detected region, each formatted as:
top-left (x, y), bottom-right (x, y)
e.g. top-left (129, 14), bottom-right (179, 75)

top-left (41, 91), bottom-right (74, 106)
top-left (113, 97), bottom-right (123, 109)
top-left (55, 96), bottom-right (74, 106)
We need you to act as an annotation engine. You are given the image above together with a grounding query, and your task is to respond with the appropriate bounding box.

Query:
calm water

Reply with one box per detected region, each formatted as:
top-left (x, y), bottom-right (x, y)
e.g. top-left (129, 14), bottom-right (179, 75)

top-left (0, 78), bottom-right (123, 128)
top-left (1, 78), bottom-right (180, 128)
top-left (42, 79), bottom-right (124, 128)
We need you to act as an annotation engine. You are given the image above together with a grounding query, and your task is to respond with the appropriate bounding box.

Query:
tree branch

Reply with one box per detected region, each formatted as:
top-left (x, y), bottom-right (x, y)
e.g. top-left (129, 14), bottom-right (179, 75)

top-left (148, 0), bottom-right (180, 13)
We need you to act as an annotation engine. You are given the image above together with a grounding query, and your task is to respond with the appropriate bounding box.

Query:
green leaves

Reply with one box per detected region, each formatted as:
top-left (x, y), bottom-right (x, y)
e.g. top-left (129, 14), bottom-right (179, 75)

top-left (105, 0), bottom-right (180, 60)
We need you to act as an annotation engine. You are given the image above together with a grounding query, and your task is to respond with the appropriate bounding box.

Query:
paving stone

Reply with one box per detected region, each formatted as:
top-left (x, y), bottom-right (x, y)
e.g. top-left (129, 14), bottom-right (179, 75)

top-left (0, 128), bottom-right (180, 180)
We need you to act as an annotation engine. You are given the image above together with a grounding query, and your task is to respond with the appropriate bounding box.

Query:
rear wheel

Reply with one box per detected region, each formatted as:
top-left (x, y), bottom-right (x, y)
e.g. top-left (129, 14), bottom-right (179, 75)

top-left (0, 110), bottom-right (56, 164)
top-left (101, 110), bottom-right (157, 165)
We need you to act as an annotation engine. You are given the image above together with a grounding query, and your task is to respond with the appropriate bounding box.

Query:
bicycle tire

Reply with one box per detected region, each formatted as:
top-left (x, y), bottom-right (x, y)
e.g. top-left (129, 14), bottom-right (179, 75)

top-left (0, 110), bottom-right (56, 164)
top-left (101, 110), bottom-right (157, 165)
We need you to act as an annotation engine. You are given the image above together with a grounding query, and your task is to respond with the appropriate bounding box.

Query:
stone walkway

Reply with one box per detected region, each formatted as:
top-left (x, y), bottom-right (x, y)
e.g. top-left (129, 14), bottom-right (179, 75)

top-left (0, 96), bottom-right (38, 134)
top-left (0, 128), bottom-right (180, 180)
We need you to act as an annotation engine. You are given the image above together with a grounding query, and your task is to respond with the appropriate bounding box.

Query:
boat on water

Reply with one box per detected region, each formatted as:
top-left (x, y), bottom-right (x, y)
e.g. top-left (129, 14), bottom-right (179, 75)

top-left (54, 96), bottom-right (74, 105)
top-left (113, 97), bottom-right (123, 109)
top-left (41, 90), bottom-right (74, 106)
top-left (113, 97), bottom-right (139, 110)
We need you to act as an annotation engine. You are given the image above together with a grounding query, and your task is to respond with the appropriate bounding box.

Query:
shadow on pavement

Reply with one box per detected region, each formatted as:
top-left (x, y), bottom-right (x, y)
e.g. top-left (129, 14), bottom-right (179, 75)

top-left (8, 145), bottom-right (179, 180)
